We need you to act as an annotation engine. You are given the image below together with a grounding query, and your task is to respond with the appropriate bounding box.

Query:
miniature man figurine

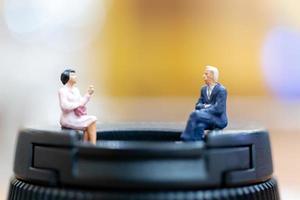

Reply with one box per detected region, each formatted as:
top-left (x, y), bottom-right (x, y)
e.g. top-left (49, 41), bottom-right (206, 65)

top-left (58, 69), bottom-right (97, 144)
top-left (181, 66), bottom-right (228, 141)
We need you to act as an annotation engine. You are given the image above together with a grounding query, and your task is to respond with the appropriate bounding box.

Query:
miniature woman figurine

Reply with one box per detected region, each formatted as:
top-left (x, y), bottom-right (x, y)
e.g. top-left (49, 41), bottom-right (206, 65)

top-left (58, 69), bottom-right (97, 144)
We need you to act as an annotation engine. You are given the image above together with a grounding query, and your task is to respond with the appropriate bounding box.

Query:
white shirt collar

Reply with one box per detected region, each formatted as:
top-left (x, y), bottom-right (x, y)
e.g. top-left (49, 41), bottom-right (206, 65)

top-left (207, 83), bottom-right (217, 90)
top-left (207, 83), bottom-right (217, 98)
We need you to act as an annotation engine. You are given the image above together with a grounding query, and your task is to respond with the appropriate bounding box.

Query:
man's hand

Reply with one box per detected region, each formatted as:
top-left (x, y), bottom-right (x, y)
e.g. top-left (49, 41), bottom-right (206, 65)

top-left (87, 85), bottom-right (94, 95)
top-left (195, 103), bottom-right (204, 110)
top-left (204, 104), bottom-right (211, 108)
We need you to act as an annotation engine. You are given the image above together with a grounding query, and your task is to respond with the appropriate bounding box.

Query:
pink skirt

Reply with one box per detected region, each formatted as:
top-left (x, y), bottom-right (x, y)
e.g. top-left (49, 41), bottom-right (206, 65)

top-left (60, 113), bottom-right (97, 131)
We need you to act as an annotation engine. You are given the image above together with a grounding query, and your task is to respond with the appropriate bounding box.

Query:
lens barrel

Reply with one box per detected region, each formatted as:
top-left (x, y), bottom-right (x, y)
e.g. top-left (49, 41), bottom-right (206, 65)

top-left (8, 123), bottom-right (280, 200)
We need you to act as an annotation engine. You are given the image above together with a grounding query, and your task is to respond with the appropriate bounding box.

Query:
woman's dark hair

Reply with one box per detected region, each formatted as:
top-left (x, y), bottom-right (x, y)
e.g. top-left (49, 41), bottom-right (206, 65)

top-left (61, 69), bottom-right (75, 85)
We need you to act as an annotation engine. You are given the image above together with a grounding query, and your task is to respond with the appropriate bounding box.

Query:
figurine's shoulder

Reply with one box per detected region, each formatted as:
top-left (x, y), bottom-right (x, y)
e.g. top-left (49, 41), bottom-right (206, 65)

top-left (217, 83), bottom-right (227, 93)
top-left (58, 86), bottom-right (77, 95)
top-left (59, 86), bottom-right (79, 93)
top-left (200, 85), bottom-right (207, 91)
top-left (58, 86), bottom-right (68, 94)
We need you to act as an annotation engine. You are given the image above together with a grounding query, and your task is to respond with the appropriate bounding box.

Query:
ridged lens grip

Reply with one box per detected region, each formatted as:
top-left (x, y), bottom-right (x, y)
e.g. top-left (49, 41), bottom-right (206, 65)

top-left (8, 178), bottom-right (279, 200)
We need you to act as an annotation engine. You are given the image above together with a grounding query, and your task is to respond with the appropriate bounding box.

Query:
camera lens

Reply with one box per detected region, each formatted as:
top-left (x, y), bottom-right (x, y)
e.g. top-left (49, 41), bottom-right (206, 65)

top-left (8, 123), bottom-right (280, 200)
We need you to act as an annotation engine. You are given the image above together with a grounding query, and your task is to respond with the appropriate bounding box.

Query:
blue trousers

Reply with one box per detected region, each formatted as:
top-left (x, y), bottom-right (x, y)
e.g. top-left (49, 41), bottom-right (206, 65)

top-left (181, 110), bottom-right (215, 141)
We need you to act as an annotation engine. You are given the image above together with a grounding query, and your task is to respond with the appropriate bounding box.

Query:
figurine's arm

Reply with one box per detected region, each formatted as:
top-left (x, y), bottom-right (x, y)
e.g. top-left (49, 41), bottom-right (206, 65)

top-left (59, 90), bottom-right (90, 112)
top-left (79, 86), bottom-right (94, 106)
top-left (80, 93), bottom-right (91, 106)
top-left (204, 89), bottom-right (227, 115)
top-left (195, 89), bottom-right (205, 110)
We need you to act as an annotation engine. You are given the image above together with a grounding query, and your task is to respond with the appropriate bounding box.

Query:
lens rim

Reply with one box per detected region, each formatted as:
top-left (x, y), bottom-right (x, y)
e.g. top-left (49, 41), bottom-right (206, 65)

top-left (13, 123), bottom-right (273, 190)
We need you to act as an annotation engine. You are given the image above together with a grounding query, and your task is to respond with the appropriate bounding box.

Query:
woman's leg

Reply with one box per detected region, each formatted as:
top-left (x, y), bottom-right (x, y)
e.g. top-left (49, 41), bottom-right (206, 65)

top-left (87, 122), bottom-right (97, 144)
top-left (83, 130), bottom-right (89, 142)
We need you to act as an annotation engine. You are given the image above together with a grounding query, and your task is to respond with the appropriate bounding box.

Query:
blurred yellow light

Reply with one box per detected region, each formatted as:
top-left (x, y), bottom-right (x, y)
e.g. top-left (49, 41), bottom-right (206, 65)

top-left (90, 1), bottom-right (270, 96)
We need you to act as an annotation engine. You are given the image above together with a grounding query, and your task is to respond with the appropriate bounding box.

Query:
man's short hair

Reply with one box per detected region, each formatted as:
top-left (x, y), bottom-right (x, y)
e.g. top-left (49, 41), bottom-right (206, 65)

top-left (60, 69), bottom-right (75, 85)
top-left (205, 65), bottom-right (219, 82)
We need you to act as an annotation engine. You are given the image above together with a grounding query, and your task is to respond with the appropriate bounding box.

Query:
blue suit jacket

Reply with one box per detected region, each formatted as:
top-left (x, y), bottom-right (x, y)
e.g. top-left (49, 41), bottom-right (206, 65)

top-left (195, 83), bottom-right (228, 129)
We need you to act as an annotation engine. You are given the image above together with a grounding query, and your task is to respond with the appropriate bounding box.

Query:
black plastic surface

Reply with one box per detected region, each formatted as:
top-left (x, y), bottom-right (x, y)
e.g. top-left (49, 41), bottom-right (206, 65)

top-left (13, 124), bottom-right (273, 190)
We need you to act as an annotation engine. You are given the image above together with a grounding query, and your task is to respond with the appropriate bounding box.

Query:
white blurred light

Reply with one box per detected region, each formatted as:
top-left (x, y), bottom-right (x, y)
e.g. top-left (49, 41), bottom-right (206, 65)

top-left (270, 0), bottom-right (300, 28)
top-left (4, 0), bottom-right (47, 34)
top-left (3, 0), bottom-right (108, 51)
top-left (34, 0), bottom-right (104, 27)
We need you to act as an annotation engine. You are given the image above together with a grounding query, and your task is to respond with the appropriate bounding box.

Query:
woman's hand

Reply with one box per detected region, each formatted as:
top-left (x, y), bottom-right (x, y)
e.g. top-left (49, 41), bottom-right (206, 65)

top-left (87, 85), bottom-right (94, 95)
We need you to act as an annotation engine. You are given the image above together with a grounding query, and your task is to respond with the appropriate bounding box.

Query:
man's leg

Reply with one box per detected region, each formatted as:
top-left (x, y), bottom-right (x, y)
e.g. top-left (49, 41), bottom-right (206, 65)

top-left (194, 123), bottom-right (210, 140)
top-left (181, 112), bottom-right (197, 141)
top-left (181, 110), bottom-right (212, 141)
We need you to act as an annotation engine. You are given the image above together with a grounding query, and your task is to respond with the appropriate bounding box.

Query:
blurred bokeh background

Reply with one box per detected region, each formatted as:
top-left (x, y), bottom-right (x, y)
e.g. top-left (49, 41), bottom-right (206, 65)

top-left (0, 0), bottom-right (300, 199)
